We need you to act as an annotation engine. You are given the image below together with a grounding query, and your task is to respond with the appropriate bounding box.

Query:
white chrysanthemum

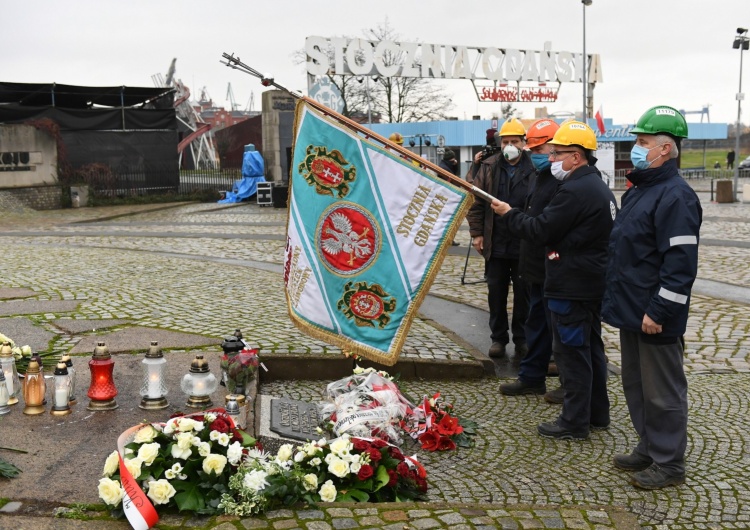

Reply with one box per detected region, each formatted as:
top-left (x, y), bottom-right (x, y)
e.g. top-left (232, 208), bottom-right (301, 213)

top-left (217, 433), bottom-right (230, 447)
top-left (227, 441), bottom-right (243, 465)
top-left (243, 469), bottom-right (269, 492)
top-left (209, 430), bottom-right (221, 442)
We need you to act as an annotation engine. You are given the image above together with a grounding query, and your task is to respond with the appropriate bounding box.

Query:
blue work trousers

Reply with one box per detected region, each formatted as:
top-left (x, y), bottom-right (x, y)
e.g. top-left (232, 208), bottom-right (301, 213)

top-left (518, 282), bottom-right (552, 384)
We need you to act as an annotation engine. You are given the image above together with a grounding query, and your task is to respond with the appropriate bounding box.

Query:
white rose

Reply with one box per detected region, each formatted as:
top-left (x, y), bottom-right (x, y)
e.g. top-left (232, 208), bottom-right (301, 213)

top-left (98, 478), bottom-right (124, 506)
top-left (124, 457), bottom-right (143, 480)
top-left (319, 479), bottom-right (337, 502)
top-left (171, 432), bottom-right (194, 460)
top-left (133, 425), bottom-right (158, 444)
top-left (243, 469), bottom-right (269, 491)
top-left (177, 418), bottom-right (198, 432)
top-left (277, 444), bottom-right (294, 462)
top-left (102, 451), bottom-right (119, 477)
top-left (327, 457), bottom-right (350, 478)
top-left (20, 345), bottom-right (32, 357)
top-left (193, 421), bottom-right (205, 432)
top-left (147, 479), bottom-right (176, 505)
top-left (137, 443), bottom-right (160, 466)
top-left (310, 457), bottom-right (322, 467)
top-left (294, 451), bottom-right (305, 463)
top-left (302, 473), bottom-right (318, 492)
top-left (227, 442), bottom-right (243, 465)
top-left (163, 419), bottom-right (177, 435)
top-left (329, 437), bottom-right (352, 456)
top-left (198, 442), bottom-right (211, 457)
top-left (317, 438), bottom-right (327, 447)
top-left (204, 413), bottom-right (217, 423)
top-left (203, 453), bottom-right (228, 476)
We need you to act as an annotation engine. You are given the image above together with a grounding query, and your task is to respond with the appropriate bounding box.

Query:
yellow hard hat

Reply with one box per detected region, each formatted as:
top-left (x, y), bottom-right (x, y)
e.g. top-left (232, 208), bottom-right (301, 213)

top-left (498, 118), bottom-right (526, 137)
top-left (549, 121), bottom-right (597, 150)
top-left (389, 132), bottom-right (404, 145)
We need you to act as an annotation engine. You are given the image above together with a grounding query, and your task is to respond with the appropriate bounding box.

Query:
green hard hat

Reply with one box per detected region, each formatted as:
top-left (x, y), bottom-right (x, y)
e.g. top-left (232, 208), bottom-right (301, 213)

top-left (630, 105), bottom-right (688, 138)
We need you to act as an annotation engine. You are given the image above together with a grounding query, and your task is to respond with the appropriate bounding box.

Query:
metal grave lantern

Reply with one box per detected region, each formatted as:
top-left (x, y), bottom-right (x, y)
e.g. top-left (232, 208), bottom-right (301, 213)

top-left (139, 341), bottom-right (168, 410)
top-left (87, 341), bottom-right (118, 411)
top-left (181, 354), bottom-right (218, 409)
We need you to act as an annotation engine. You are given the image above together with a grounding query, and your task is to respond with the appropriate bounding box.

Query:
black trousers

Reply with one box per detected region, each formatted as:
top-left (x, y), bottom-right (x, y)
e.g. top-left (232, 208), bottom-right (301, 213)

top-left (486, 257), bottom-right (528, 345)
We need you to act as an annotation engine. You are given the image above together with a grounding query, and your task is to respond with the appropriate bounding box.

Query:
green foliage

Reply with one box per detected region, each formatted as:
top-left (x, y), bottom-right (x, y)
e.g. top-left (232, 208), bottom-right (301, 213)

top-left (0, 456), bottom-right (21, 479)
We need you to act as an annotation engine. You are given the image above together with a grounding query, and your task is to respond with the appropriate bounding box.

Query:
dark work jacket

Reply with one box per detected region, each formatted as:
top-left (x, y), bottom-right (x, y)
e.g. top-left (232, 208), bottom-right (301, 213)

top-left (601, 159), bottom-right (702, 339)
top-left (438, 159), bottom-right (459, 176)
top-left (466, 151), bottom-right (534, 260)
top-left (518, 166), bottom-right (559, 285)
top-left (501, 165), bottom-right (616, 301)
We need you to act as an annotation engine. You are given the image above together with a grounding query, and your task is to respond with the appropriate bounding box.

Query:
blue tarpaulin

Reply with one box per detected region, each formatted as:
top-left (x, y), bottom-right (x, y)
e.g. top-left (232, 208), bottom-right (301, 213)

top-left (218, 150), bottom-right (266, 203)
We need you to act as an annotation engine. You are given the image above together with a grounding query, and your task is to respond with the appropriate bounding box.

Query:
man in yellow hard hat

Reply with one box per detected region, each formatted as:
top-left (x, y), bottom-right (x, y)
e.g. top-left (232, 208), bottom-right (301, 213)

top-left (467, 118), bottom-right (533, 359)
top-left (389, 132), bottom-right (404, 146)
top-left (491, 121), bottom-right (616, 441)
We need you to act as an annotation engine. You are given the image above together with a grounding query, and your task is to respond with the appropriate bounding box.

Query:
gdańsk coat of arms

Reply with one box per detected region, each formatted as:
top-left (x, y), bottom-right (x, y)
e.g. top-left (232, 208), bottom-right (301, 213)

top-left (337, 281), bottom-right (396, 329)
top-left (298, 145), bottom-right (356, 198)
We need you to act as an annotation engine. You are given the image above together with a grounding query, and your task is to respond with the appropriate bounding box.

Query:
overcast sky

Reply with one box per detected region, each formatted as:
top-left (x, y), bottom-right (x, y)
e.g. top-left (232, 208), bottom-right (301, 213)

top-left (3, 0), bottom-right (748, 126)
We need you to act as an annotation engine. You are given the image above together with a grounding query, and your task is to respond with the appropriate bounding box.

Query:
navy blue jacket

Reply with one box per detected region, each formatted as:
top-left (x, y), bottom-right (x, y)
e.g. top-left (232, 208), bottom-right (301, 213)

top-left (518, 166), bottom-right (559, 285)
top-left (502, 164), bottom-right (616, 301)
top-left (601, 159), bottom-right (702, 338)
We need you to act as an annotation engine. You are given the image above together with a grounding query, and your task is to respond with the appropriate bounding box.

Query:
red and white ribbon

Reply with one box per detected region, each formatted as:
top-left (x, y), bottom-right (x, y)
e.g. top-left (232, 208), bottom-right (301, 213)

top-left (116, 450), bottom-right (158, 530)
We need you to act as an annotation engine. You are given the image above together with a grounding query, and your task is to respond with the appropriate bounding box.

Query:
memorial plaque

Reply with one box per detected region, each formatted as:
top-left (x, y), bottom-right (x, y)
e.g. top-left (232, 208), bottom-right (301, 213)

top-left (269, 398), bottom-right (321, 441)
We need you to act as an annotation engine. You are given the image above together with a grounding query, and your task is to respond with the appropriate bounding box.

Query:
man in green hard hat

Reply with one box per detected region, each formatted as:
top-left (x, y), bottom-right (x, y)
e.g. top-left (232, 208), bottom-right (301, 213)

top-left (602, 105), bottom-right (703, 489)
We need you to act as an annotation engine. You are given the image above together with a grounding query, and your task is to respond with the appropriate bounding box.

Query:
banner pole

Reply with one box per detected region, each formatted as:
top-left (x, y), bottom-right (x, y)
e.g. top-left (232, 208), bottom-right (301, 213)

top-left (220, 52), bottom-right (497, 204)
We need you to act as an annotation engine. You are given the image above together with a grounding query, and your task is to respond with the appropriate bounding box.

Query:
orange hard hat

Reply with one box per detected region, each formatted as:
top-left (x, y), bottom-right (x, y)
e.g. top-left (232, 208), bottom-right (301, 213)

top-left (525, 119), bottom-right (560, 149)
top-left (389, 132), bottom-right (404, 145)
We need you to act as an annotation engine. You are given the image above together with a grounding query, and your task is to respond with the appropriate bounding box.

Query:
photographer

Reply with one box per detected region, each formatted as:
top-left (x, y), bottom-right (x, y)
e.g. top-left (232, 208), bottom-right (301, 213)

top-left (465, 128), bottom-right (498, 184)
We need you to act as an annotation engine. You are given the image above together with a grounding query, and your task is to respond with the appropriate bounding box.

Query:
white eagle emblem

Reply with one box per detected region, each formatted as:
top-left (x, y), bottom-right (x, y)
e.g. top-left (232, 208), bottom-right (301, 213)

top-left (321, 212), bottom-right (372, 265)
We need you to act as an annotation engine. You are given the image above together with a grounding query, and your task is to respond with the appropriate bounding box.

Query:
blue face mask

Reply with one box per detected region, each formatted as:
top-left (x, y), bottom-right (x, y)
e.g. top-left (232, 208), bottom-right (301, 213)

top-left (631, 144), bottom-right (663, 170)
top-left (530, 153), bottom-right (551, 171)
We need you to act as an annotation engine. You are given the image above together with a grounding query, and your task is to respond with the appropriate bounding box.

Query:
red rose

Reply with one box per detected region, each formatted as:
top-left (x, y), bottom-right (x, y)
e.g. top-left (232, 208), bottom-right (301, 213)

top-left (255, 441), bottom-right (264, 452)
top-left (418, 431), bottom-right (440, 451)
top-left (437, 436), bottom-right (457, 451)
top-left (169, 411), bottom-right (185, 419)
top-left (386, 469), bottom-right (399, 487)
top-left (366, 447), bottom-right (382, 462)
top-left (389, 447), bottom-right (405, 461)
top-left (436, 414), bottom-right (463, 436)
top-left (209, 417), bottom-right (230, 433)
top-left (232, 429), bottom-right (243, 443)
top-left (352, 438), bottom-right (370, 452)
top-left (416, 476), bottom-right (428, 492)
top-left (371, 438), bottom-right (388, 449)
top-left (396, 462), bottom-right (409, 477)
top-left (357, 464), bottom-right (374, 481)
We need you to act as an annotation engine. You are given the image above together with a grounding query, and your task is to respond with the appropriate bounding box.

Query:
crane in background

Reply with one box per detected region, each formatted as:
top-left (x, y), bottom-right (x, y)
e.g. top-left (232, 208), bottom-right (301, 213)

top-left (151, 59), bottom-right (218, 168)
top-left (226, 83), bottom-right (240, 111)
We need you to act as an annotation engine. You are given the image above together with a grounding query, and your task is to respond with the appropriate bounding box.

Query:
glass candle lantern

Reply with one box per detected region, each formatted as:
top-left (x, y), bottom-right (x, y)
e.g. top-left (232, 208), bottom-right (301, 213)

top-left (87, 341), bottom-right (118, 411)
top-left (31, 354), bottom-right (47, 405)
top-left (0, 342), bottom-right (20, 406)
top-left (139, 341), bottom-right (168, 410)
top-left (51, 361), bottom-right (72, 416)
top-left (61, 353), bottom-right (77, 405)
top-left (181, 354), bottom-right (218, 409)
top-left (23, 360), bottom-right (46, 415)
top-left (0, 370), bottom-right (10, 415)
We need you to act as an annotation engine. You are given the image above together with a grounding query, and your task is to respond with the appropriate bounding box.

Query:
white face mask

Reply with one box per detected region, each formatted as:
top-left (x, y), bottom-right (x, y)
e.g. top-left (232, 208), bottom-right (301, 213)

top-left (503, 144), bottom-right (520, 161)
top-left (551, 161), bottom-right (571, 181)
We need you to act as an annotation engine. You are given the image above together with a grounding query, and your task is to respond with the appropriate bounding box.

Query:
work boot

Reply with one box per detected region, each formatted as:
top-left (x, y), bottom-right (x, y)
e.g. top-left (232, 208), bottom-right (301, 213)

top-left (630, 463), bottom-right (685, 490)
top-left (544, 387), bottom-right (564, 404)
top-left (500, 379), bottom-right (546, 396)
top-left (537, 420), bottom-right (588, 440)
top-left (488, 342), bottom-right (506, 358)
top-left (514, 343), bottom-right (528, 356)
top-left (613, 452), bottom-right (653, 471)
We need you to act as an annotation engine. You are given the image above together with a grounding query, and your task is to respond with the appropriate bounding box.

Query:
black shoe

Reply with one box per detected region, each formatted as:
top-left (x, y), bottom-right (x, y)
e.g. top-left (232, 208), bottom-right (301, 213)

top-left (613, 452), bottom-right (653, 471)
top-left (451, 240), bottom-right (460, 246)
top-left (590, 422), bottom-right (610, 431)
top-left (543, 387), bottom-right (564, 404)
top-left (630, 463), bottom-right (685, 490)
top-left (488, 342), bottom-right (506, 358)
top-left (537, 420), bottom-right (588, 440)
top-left (547, 362), bottom-right (558, 377)
top-left (500, 379), bottom-right (546, 396)
top-left (514, 343), bottom-right (528, 356)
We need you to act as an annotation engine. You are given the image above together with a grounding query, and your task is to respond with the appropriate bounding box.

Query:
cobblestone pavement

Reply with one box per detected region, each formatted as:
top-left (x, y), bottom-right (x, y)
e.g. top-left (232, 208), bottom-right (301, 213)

top-left (0, 188), bottom-right (749, 529)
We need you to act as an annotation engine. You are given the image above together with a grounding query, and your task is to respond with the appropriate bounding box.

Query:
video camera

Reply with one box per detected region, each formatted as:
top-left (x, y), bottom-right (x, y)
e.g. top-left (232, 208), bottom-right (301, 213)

top-left (481, 145), bottom-right (500, 159)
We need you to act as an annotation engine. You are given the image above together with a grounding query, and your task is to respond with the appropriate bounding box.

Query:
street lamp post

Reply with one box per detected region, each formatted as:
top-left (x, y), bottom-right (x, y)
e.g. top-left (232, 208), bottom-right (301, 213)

top-left (582, 0), bottom-right (592, 122)
top-left (733, 28), bottom-right (749, 202)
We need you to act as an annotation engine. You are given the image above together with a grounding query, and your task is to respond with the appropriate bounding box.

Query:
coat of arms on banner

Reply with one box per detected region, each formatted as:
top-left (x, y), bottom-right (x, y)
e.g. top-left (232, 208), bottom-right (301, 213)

top-left (284, 100), bottom-right (473, 365)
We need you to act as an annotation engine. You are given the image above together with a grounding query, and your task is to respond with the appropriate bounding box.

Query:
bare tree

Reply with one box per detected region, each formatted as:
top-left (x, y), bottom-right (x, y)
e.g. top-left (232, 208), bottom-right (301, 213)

top-left (296, 19), bottom-right (454, 123)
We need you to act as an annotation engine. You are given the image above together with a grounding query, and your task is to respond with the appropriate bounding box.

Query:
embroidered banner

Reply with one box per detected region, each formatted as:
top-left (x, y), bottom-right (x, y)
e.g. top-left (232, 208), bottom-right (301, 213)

top-left (284, 101), bottom-right (473, 365)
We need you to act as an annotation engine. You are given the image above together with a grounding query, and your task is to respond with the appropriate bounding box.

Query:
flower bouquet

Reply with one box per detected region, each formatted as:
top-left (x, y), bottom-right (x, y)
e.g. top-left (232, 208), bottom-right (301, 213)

top-left (219, 348), bottom-right (259, 394)
top-left (319, 366), bottom-right (414, 445)
top-left (219, 434), bottom-right (427, 516)
top-left (402, 393), bottom-right (478, 451)
top-left (1, 332), bottom-right (58, 373)
top-left (98, 410), bottom-right (259, 516)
